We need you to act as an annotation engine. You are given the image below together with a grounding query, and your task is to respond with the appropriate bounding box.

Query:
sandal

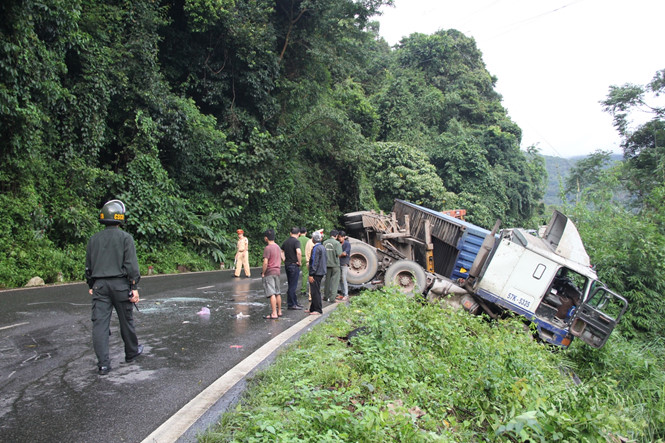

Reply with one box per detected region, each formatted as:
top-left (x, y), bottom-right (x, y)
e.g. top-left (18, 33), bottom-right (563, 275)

top-left (264, 314), bottom-right (278, 319)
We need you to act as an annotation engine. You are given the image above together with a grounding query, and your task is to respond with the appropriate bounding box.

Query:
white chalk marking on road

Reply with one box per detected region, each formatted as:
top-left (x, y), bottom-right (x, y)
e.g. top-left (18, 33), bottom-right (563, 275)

top-left (8, 371), bottom-right (16, 379)
top-left (141, 303), bottom-right (339, 443)
top-left (0, 322), bottom-right (29, 331)
top-left (197, 285), bottom-right (215, 290)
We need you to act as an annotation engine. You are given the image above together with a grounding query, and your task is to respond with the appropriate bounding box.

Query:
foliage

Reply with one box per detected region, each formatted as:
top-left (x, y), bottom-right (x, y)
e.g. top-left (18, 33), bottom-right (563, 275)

top-left (550, 71), bottom-right (665, 343)
top-left (368, 142), bottom-right (446, 211)
top-left (137, 241), bottom-right (214, 275)
top-left (201, 288), bottom-right (654, 442)
top-left (395, 30), bottom-right (505, 128)
top-left (564, 150), bottom-right (614, 200)
top-left (566, 184), bottom-right (665, 340)
top-left (332, 78), bottom-right (380, 140)
top-left (1, 0), bottom-right (547, 287)
top-left (601, 69), bottom-right (665, 204)
top-left (183, 209), bottom-right (239, 265)
top-left (565, 336), bottom-right (665, 442)
top-left (370, 31), bottom-right (543, 226)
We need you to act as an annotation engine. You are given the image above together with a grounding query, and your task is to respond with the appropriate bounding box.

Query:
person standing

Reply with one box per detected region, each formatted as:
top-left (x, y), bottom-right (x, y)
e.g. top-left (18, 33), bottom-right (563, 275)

top-left (281, 227), bottom-right (303, 310)
top-left (234, 229), bottom-right (250, 278)
top-left (338, 231), bottom-right (351, 301)
top-left (323, 229), bottom-right (343, 302)
top-left (262, 229), bottom-right (283, 319)
top-left (85, 199), bottom-right (143, 375)
top-left (298, 227), bottom-right (309, 296)
top-left (307, 231), bottom-right (326, 315)
top-left (304, 229), bottom-right (322, 302)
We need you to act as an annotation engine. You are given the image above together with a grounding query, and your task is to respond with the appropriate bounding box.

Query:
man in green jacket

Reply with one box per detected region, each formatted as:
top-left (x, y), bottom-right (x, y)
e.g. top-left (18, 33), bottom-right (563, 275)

top-left (323, 229), bottom-right (343, 302)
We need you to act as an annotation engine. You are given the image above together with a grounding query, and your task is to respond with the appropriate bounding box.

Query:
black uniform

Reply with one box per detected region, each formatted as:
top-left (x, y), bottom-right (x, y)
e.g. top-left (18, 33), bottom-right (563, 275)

top-left (85, 225), bottom-right (141, 370)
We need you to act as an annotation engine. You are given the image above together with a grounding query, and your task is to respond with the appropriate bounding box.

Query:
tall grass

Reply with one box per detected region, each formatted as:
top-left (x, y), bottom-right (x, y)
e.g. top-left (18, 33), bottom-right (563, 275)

top-left (564, 336), bottom-right (665, 442)
top-left (201, 288), bottom-right (663, 442)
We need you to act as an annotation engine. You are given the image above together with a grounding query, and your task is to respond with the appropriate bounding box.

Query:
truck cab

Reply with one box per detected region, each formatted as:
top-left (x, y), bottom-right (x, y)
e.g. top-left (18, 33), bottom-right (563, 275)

top-left (472, 221), bottom-right (628, 348)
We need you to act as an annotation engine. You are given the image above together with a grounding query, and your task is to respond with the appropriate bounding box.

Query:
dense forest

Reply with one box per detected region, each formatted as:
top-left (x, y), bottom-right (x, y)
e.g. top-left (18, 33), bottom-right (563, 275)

top-left (1, 1), bottom-right (664, 343)
top-left (0, 0), bottom-right (544, 283)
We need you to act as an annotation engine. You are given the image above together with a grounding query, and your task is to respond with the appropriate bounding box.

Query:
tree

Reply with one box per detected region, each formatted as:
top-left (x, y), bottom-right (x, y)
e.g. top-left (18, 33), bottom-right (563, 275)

top-left (396, 30), bottom-right (504, 127)
top-left (374, 29), bottom-right (542, 227)
top-left (602, 69), bottom-right (665, 205)
top-left (565, 165), bottom-right (665, 340)
top-left (564, 150), bottom-right (614, 201)
top-left (368, 142), bottom-right (446, 211)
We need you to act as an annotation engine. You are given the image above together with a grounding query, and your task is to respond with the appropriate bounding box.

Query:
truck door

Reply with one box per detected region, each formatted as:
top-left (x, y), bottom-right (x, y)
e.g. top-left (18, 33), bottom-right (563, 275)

top-left (569, 286), bottom-right (628, 348)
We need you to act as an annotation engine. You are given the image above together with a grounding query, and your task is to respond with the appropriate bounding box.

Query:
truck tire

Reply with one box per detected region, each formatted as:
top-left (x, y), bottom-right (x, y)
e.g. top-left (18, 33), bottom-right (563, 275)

top-left (343, 211), bottom-right (367, 223)
top-left (347, 243), bottom-right (379, 285)
top-left (384, 260), bottom-right (427, 294)
top-left (344, 220), bottom-right (363, 232)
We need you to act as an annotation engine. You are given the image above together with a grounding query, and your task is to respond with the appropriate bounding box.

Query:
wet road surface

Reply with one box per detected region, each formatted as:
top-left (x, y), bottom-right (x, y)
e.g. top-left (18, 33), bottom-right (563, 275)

top-left (0, 269), bottom-right (317, 442)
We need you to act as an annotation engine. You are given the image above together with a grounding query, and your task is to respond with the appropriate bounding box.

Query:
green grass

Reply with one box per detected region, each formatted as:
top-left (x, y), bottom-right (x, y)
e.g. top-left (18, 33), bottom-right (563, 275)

top-left (200, 288), bottom-right (663, 442)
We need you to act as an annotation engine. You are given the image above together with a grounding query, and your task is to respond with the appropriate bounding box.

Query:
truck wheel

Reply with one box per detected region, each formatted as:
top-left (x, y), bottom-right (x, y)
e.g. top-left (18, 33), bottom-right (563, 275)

top-left (384, 260), bottom-right (426, 294)
top-left (347, 243), bottom-right (379, 285)
top-left (343, 211), bottom-right (367, 223)
top-left (345, 220), bottom-right (363, 232)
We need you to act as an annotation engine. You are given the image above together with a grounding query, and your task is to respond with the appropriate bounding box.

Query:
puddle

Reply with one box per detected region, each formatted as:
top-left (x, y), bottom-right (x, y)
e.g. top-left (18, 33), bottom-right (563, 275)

top-left (150, 297), bottom-right (213, 304)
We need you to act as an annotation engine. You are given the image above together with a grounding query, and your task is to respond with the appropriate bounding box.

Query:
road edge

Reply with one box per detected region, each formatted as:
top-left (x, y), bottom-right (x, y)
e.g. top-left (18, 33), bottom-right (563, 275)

top-left (141, 302), bottom-right (339, 443)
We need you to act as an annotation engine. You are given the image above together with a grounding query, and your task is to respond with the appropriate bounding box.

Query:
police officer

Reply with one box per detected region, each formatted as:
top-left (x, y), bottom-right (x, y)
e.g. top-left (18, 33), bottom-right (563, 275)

top-left (85, 199), bottom-right (143, 375)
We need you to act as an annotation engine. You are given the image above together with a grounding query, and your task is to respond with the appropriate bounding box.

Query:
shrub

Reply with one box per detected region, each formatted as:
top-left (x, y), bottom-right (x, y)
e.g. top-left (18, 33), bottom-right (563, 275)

top-left (203, 288), bottom-right (650, 442)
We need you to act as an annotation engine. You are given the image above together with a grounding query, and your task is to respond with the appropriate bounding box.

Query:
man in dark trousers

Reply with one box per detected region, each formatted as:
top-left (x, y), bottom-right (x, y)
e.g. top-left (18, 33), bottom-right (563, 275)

top-left (306, 231), bottom-right (326, 315)
top-left (323, 229), bottom-right (342, 302)
top-left (85, 200), bottom-right (143, 375)
top-left (281, 227), bottom-right (303, 310)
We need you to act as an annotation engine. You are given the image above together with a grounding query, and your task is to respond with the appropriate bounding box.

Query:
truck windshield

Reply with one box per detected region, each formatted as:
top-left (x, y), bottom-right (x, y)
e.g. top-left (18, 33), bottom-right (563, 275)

top-left (584, 287), bottom-right (624, 321)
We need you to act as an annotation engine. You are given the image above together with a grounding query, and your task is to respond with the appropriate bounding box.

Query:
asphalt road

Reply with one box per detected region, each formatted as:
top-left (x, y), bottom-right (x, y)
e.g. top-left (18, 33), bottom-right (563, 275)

top-left (0, 269), bottom-right (317, 442)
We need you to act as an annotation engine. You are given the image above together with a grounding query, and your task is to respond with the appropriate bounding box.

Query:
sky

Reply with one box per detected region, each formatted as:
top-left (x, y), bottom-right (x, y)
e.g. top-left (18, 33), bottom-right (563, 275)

top-left (374, 0), bottom-right (664, 158)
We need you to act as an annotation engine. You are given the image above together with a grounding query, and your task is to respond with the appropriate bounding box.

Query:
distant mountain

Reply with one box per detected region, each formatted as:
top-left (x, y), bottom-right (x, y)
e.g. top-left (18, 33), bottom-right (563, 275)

top-left (542, 154), bottom-right (622, 207)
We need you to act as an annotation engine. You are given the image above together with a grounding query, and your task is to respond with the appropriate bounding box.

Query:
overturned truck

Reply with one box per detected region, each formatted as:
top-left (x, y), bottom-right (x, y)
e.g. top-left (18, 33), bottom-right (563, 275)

top-left (344, 200), bottom-right (627, 349)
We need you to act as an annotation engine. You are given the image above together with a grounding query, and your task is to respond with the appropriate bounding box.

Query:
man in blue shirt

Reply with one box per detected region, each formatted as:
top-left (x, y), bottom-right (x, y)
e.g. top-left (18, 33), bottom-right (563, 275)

top-left (306, 231), bottom-right (326, 315)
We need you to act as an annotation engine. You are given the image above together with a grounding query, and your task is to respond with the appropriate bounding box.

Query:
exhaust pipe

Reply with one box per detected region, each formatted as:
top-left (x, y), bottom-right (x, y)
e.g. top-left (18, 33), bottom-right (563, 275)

top-left (428, 278), bottom-right (469, 296)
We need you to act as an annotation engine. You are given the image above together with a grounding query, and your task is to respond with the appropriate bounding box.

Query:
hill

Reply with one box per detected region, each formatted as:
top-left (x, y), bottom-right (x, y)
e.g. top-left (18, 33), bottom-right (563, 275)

top-left (542, 153), bottom-right (623, 207)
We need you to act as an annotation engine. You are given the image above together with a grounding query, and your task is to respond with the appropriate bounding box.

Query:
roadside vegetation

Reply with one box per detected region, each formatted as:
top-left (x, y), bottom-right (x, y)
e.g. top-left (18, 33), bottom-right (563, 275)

top-left (200, 288), bottom-right (665, 442)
